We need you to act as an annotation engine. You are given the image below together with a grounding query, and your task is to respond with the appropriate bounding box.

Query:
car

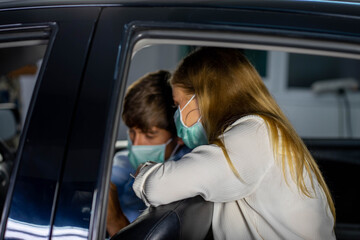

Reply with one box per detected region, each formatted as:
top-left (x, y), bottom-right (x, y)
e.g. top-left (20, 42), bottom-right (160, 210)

top-left (0, 0), bottom-right (359, 239)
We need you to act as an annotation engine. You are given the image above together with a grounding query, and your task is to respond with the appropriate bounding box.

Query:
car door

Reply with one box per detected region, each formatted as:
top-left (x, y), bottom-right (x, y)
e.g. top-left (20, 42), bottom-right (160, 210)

top-left (34, 2), bottom-right (360, 239)
top-left (0, 5), bottom-right (101, 239)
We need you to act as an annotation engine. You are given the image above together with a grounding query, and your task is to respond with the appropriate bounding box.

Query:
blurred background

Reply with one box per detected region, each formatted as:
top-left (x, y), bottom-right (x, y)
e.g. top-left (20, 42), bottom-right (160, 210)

top-left (117, 44), bottom-right (360, 140)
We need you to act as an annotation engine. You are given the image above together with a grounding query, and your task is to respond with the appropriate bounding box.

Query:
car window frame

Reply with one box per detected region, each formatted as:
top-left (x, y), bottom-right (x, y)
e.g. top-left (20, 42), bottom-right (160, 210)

top-left (108, 20), bottom-right (360, 238)
top-left (0, 23), bottom-right (55, 227)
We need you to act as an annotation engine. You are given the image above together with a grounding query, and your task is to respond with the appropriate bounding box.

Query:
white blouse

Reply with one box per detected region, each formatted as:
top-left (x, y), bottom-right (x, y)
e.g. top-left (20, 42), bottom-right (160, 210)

top-left (133, 115), bottom-right (335, 240)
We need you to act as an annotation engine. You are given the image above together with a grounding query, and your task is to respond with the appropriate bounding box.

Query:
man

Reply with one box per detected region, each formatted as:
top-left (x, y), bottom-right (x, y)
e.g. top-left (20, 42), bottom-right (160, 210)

top-left (106, 70), bottom-right (190, 236)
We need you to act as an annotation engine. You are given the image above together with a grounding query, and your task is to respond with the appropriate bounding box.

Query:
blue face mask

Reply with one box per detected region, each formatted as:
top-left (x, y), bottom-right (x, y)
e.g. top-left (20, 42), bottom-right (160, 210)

top-left (127, 135), bottom-right (174, 170)
top-left (174, 94), bottom-right (208, 149)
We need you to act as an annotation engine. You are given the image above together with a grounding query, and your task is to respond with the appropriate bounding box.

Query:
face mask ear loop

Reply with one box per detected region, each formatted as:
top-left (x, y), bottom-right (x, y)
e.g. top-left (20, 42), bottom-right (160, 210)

top-left (167, 142), bottom-right (180, 160)
top-left (164, 138), bottom-right (173, 146)
top-left (163, 137), bottom-right (176, 161)
top-left (180, 94), bottom-right (196, 112)
top-left (126, 130), bottom-right (133, 148)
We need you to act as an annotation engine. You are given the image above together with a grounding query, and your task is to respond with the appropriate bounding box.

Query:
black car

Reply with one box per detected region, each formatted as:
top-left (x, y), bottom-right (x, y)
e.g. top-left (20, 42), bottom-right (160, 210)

top-left (0, 0), bottom-right (359, 239)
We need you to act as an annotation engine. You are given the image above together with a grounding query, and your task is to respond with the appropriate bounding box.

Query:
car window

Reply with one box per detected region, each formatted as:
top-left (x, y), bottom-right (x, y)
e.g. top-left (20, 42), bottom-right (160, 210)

top-left (0, 38), bottom-right (48, 217)
top-left (114, 38), bottom-right (359, 239)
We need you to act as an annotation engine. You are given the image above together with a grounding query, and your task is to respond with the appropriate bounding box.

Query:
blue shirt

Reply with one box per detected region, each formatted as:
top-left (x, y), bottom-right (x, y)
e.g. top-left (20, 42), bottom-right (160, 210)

top-left (111, 146), bottom-right (191, 222)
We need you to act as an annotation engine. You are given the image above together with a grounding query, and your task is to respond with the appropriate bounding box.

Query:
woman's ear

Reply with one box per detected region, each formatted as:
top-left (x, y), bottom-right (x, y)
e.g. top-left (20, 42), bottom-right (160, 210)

top-left (176, 136), bottom-right (184, 146)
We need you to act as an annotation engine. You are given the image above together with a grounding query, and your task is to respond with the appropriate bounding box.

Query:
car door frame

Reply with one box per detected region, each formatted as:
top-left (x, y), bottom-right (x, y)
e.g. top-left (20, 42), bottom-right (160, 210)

top-left (64, 4), bottom-right (360, 239)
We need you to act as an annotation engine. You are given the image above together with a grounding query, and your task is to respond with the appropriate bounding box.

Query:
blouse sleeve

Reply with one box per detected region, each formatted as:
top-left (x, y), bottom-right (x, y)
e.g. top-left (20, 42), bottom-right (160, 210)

top-left (133, 116), bottom-right (274, 207)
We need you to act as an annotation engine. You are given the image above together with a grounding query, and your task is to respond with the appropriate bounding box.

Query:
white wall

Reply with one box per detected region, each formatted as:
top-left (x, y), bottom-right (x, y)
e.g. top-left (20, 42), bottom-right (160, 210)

top-left (265, 51), bottom-right (360, 138)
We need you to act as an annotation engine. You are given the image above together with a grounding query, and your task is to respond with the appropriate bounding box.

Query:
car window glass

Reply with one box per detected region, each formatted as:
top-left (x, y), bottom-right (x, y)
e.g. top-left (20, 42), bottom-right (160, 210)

top-left (0, 40), bottom-right (48, 216)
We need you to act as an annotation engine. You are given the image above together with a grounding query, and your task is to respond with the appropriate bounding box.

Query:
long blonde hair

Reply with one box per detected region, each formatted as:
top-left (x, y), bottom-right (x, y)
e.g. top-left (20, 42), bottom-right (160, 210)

top-left (170, 47), bottom-right (335, 220)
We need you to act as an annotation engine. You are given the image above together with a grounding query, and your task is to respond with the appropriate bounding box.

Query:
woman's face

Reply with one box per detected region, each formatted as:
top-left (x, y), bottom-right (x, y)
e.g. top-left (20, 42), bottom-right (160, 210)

top-left (172, 86), bottom-right (201, 127)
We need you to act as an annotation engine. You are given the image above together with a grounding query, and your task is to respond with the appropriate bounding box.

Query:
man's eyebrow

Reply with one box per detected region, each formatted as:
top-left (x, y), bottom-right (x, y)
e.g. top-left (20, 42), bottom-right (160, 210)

top-left (146, 129), bottom-right (158, 134)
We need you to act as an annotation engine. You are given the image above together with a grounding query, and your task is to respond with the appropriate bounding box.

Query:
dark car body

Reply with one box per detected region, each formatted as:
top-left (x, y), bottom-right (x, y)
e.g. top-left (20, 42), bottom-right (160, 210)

top-left (0, 0), bottom-right (359, 239)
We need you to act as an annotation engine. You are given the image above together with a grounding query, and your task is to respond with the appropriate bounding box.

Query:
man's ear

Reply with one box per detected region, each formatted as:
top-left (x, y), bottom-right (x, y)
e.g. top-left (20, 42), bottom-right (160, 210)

top-left (176, 136), bottom-right (184, 146)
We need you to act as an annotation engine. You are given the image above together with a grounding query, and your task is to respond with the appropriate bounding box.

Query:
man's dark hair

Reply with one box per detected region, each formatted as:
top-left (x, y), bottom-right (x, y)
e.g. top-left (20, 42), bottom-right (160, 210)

top-left (122, 70), bottom-right (176, 135)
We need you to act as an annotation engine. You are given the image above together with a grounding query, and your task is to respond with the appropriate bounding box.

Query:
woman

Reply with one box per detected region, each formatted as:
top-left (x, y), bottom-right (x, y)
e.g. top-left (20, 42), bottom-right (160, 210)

top-left (133, 47), bottom-right (335, 239)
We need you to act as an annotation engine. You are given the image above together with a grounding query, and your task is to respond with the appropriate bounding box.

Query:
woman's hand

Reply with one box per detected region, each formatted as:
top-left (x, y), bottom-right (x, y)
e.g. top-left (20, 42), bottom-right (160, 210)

top-left (134, 161), bottom-right (158, 178)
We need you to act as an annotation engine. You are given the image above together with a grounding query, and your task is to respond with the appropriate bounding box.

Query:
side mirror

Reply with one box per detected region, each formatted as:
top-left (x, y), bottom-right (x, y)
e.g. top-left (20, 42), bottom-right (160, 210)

top-left (0, 104), bottom-right (19, 141)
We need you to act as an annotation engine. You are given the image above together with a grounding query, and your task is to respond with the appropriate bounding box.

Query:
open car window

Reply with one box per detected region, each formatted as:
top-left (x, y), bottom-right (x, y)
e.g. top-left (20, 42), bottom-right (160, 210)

top-left (112, 30), bottom-right (359, 238)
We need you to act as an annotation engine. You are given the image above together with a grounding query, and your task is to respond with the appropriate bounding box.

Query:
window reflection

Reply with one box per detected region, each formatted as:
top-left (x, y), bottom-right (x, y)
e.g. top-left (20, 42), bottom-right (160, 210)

top-left (5, 218), bottom-right (88, 239)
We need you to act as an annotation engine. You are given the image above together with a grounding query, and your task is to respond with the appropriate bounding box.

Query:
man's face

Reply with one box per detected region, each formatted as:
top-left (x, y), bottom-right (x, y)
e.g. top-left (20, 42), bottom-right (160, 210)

top-left (128, 126), bottom-right (177, 160)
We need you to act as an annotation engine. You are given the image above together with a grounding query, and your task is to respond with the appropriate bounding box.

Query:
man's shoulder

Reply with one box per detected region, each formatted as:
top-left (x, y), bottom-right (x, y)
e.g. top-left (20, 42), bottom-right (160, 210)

top-left (111, 149), bottom-right (135, 186)
top-left (172, 145), bottom-right (192, 161)
top-left (112, 150), bottom-right (134, 176)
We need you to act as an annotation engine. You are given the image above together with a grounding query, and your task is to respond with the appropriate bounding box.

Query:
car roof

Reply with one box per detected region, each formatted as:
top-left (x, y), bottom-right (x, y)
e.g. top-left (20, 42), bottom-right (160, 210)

top-left (0, 0), bottom-right (360, 17)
